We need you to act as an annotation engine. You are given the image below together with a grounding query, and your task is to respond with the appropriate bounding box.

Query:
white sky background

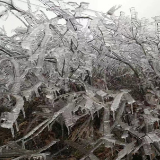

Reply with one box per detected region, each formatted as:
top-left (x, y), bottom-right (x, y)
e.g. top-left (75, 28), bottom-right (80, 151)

top-left (0, 0), bottom-right (160, 36)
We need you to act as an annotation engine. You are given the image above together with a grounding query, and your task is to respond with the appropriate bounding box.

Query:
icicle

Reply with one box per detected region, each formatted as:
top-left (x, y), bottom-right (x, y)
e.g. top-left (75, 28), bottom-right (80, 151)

top-left (134, 112), bottom-right (137, 119)
top-left (61, 118), bottom-right (64, 139)
top-left (149, 154), bottom-right (152, 160)
top-left (131, 103), bottom-right (133, 114)
top-left (15, 120), bottom-right (19, 132)
top-left (71, 113), bottom-right (74, 124)
top-left (146, 123), bottom-right (148, 133)
top-left (151, 123), bottom-right (154, 131)
top-left (90, 123), bottom-right (94, 139)
top-left (22, 140), bottom-right (25, 149)
top-left (102, 97), bottom-right (105, 105)
top-left (7, 95), bottom-right (11, 101)
top-left (158, 142), bottom-right (160, 151)
top-left (51, 100), bottom-right (54, 108)
top-left (121, 131), bottom-right (128, 143)
top-left (49, 121), bottom-right (54, 131)
top-left (97, 110), bottom-right (99, 118)
top-left (113, 111), bottom-right (115, 121)
top-left (24, 93), bottom-right (30, 101)
top-left (90, 110), bottom-right (94, 120)
top-left (35, 89), bottom-right (40, 97)
top-left (47, 124), bottom-right (50, 131)
top-left (11, 127), bottom-right (14, 138)
top-left (54, 91), bottom-right (57, 99)
top-left (67, 126), bottom-right (70, 135)
top-left (48, 124), bottom-right (52, 131)
top-left (111, 146), bottom-right (113, 156)
top-left (21, 107), bottom-right (25, 118)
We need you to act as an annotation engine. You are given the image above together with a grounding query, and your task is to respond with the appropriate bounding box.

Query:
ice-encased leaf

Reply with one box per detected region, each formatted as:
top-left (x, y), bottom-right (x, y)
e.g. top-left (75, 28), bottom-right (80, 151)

top-left (119, 121), bottom-right (131, 131)
top-left (23, 14), bottom-right (37, 26)
top-left (62, 102), bottom-right (75, 129)
top-left (107, 5), bottom-right (121, 15)
top-left (143, 136), bottom-right (153, 155)
top-left (12, 95), bottom-right (24, 114)
top-left (0, 112), bottom-right (15, 128)
top-left (67, 2), bottom-right (79, 7)
top-left (111, 91), bottom-right (135, 113)
top-left (85, 96), bottom-right (93, 110)
top-left (0, 6), bottom-right (9, 21)
top-left (14, 27), bottom-right (27, 34)
top-left (84, 95), bottom-right (103, 119)
top-left (116, 141), bottom-right (135, 160)
top-left (88, 153), bottom-right (99, 160)
top-left (0, 95), bottom-right (24, 137)
top-left (147, 133), bottom-right (160, 142)
top-left (110, 92), bottom-right (125, 112)
top-left (102, 135), bottom-right (116, 145)
top-left (21, 25), bottom-right (45, 51)
top-left (124, 93), bottom-right (135, 104)
top-left (46, 94), bottom-right (54, 99)
top-left (121, 131), bottom-right (128, 139)
top-left (22, 82), bottom-right (42, 101)
top-left (145, 93), bottom-right (158, 105)
top-left (80, 2), bottom-right (89, 9)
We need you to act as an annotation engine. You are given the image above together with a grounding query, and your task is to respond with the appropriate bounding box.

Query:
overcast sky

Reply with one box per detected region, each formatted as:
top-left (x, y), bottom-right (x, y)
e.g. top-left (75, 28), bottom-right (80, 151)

top-left (13, 0), bottom-right (160, 18)
top-left (78, 0), bottom-right (160, 19)
top-left (0, 0), bottom-right (160, 36)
